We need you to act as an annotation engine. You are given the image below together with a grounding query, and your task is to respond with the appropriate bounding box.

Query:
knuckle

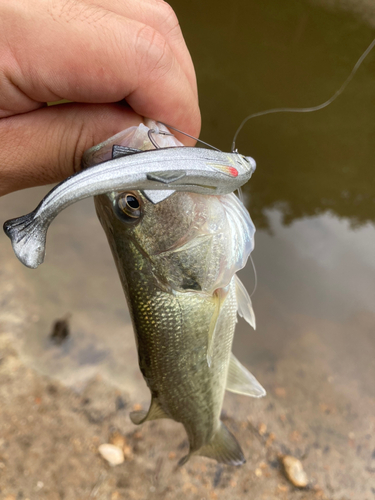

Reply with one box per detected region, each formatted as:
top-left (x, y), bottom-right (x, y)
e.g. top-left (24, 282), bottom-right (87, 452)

top-left (66, 119), bottom-right (88, 174)
top-left (48, 0), bottom-right (108, 26)
top-left (48, 0), bottom-right (80, 22)
top-left (154, 2), bottom-right (182, 39)
top-left (159, 2), bottom-right (178, 25)
top-left (52, 111), bottom-right (85, 177)
top-left (136, 24), bottom-right (166, 53)
top-left (135, 25), bottom-right (173, 84)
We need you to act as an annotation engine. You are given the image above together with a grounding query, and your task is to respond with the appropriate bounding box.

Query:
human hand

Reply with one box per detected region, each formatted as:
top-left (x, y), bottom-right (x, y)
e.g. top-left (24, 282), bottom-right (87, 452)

top-left (0, 0), bottom-right (200, 196)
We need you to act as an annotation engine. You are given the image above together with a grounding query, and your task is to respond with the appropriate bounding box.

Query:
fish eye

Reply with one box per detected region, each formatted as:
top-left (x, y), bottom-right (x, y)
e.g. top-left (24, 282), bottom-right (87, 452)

top-left (114, 192), bottom-right (143, 224)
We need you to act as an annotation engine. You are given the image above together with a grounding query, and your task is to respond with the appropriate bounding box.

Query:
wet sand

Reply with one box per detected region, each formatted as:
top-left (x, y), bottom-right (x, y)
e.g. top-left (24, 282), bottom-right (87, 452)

top-left (1, 207), bottom-right (375, 499)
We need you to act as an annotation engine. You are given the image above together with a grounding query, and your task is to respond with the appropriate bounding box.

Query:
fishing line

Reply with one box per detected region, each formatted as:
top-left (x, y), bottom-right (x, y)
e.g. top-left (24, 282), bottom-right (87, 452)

top-left (161, 39), bottom-right (374, 300)
top-left (232, 38), bottom-right (375, 151)
top-left (233, 38), bottom-right (375, 297)
top-left (157, 121), bottom-right (222, 152)
top-left (249, 254), bottom-right (258, 297)
top-left (236, 187), bottom-right (244, 203)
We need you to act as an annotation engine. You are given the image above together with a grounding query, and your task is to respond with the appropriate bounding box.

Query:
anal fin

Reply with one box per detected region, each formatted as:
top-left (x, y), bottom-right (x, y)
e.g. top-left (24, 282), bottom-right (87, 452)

top-left (226, 353), bottom-right (266, 398)
top-left (130, 398), bottom-right (169, 425)
top-left (235, 275), bottom-right (256, 330)
top-left (179, 422), bottom-right (245, 466)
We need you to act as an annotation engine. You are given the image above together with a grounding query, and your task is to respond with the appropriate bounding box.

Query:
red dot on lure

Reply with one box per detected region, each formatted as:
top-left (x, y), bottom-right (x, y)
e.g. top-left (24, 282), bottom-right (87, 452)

top-left (212, 165), bottom-right (238, 177)
top-left (228, 167), bottom-right (238, 177)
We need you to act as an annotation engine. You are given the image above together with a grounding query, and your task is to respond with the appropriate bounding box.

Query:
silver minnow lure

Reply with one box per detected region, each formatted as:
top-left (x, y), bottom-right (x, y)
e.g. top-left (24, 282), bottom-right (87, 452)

top-left (3, 127), bottom-right (255, 269)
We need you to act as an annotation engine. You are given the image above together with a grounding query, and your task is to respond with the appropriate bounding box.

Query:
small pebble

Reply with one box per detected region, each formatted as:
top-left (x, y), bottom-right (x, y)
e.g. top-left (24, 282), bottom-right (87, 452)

top-left (255, 468), bottom-right (262, 477)
top-left (98, 444), bottom-right (124, 466)
top-left (266, 432), bottom-right (276, 446)
top-left (277, 484), bottom-right (288, 492)
top-left (50, 315), bottom-right (70, 345)
top-left (274, 386), bottom-right (286, 398)
top-left (109, 431), bottom-right (126, 449)
top-left (123, 445), bottom-right (133, 460)
top-left (258, 422), bottom-right (267, 435)
top-left (282, 455), bottom-right (308, 488)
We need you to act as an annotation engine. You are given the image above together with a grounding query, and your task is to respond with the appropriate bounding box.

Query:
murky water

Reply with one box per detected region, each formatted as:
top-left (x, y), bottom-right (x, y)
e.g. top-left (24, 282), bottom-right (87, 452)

top-left (1, 0), bottom-right (374, 497)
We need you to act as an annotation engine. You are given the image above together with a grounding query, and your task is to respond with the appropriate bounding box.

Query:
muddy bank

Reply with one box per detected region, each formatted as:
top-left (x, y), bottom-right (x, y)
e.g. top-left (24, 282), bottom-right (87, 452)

top-left (0, 333), bottom-right (327, 500)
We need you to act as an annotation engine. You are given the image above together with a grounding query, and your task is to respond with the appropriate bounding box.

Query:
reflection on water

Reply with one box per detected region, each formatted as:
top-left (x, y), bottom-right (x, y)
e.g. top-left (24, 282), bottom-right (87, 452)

top-left (0, 0), bottom-right (375, 496)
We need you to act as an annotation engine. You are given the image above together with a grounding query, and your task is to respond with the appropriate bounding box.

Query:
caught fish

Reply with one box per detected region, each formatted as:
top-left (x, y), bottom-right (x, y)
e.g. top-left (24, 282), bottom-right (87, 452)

top-left (91, 122), bottom-right (265, 466)
top-left (2, 119), bottom-right (264, 465)
top-left (3, 123), bottom-right (255, 269)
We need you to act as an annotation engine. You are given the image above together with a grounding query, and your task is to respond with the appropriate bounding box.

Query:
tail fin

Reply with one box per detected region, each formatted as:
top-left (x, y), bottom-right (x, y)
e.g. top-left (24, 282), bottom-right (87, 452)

top-left (3, 210), bottom-right (47, 268)
top-left (179, 422), bottom-right (245, 467)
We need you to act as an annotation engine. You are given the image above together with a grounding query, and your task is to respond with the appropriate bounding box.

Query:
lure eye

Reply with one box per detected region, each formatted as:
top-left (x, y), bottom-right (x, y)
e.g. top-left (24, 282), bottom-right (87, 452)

top-left (114, 192), bottom-right (143, 224)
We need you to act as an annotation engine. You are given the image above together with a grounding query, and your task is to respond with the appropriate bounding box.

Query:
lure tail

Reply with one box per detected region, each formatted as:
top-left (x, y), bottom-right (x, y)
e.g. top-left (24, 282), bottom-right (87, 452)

top-left (3, 209), bottom-right (48, 268)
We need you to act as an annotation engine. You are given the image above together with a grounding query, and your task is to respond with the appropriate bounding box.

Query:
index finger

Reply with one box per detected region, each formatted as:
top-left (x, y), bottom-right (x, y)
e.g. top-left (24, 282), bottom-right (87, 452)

top-left (2, 1), bottom-right (201, 141)
top-left (85, 0), bottom-right (198, 98)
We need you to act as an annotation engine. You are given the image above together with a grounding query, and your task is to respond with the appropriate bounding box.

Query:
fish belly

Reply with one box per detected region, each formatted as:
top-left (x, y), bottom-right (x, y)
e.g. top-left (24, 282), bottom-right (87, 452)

top-left (127, 270), bottom-right (237, 451)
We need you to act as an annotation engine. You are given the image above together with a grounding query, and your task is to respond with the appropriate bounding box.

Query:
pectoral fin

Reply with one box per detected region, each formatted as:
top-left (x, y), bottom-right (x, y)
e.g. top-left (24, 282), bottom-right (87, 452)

top-left (179, 422), bottom-right (245, 467)
top-left (235, 275), bottom-right (256, 330)
top-left (226, 353), bottom-right (266, 398)
top-left (129, 398), bottom-right (169, 425)
top-left (207, 288), bottom-right (228, 367)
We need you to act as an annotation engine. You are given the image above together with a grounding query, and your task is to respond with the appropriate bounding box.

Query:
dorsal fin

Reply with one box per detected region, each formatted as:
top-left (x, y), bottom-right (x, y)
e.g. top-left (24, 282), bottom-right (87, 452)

top-left (235, 275), bottom-right (256, 330)
top-left (147, 171), bottom-right (186, 184)
top-left (129, 398), bottom-right (169, 425)
top-left (226, 353), bottom-right (266, 398)
top-left (112, 145), bottom-right (142, 158)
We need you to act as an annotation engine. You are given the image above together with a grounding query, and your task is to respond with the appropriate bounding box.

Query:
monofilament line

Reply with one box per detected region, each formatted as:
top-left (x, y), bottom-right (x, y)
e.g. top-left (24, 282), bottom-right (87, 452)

top-left (232, 38), bottom-right (375, 152)
top-left (158, 121), bottom-right (222, 152)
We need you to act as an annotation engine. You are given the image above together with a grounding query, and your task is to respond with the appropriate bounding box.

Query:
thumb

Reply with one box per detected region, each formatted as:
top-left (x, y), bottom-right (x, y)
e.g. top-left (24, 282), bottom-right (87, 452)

top-left (0, 103), bottom-right (142, 196)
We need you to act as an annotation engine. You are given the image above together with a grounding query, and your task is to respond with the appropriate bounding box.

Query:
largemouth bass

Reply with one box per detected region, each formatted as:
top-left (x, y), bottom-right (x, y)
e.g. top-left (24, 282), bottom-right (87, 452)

top-left (91, 122), bottom-right (265, 466)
